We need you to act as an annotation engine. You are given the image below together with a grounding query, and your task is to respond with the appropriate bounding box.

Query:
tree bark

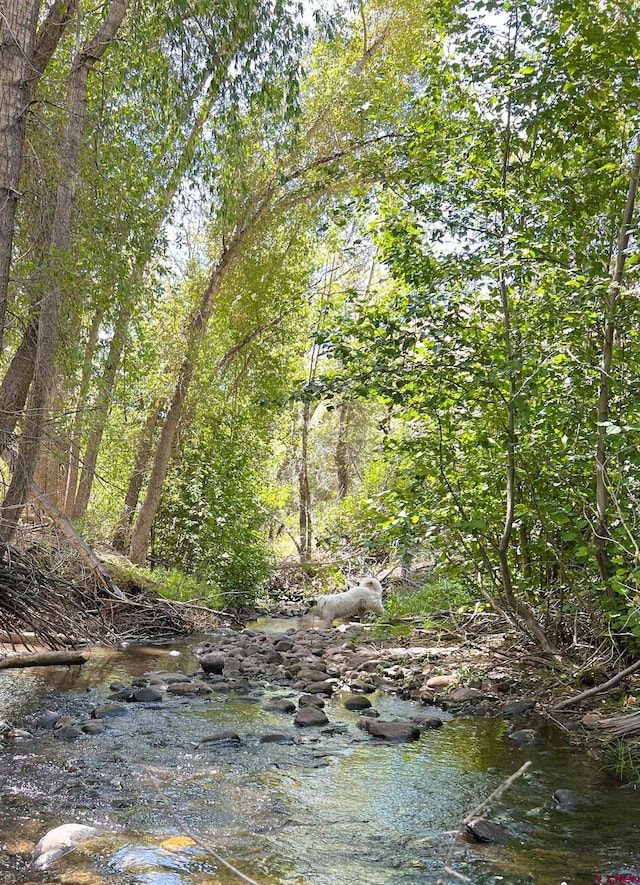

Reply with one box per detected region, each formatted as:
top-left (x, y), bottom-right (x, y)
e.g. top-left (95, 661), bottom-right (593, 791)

top-left (0, 0), bottom-right (128, 544)
top-left (111, 396), bottom-right (161, 551)
top-left (335, 401), bottom-right (350, 501)
top-left (128, 241), bottom-right (240, 565)
top-left (594, 136), bottom-right (640, 591)
top-left (0, 0), bottom-right (77, 354)
top-left (0, 0), bottom-right (41, 355)
top-left (0, 650), bottom-right (87, 668)
top-left (63, 310), bottom-right (101, 515)
top-left (298, 401), bottom-right (313, 562)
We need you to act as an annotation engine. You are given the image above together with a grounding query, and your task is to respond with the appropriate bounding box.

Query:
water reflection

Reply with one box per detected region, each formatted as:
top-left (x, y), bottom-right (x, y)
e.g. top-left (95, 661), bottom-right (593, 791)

top-left (0, 635), bottom-right (638, 885)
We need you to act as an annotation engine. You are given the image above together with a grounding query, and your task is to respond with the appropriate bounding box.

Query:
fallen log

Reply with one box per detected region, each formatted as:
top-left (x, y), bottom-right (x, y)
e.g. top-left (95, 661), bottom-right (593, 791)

top-left (0, 651), bottom-right (87, 669)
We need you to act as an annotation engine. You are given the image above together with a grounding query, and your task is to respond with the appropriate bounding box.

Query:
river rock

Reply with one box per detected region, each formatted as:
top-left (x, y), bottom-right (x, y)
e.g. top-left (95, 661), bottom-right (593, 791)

top-left (92, 703), bottom-right (127, 719)
top-left (503, 699), bottom-right (535, 716)
top-left (81, 720), bottom-right (105, 735)
top-left (553, 789), bottom-right (586, 809)
top-left (413, 714), bottom-right (443, 729)
top-left (132, 687), bottom-right (164, 703)
top-left (166, 681), bottom-right (211, 695)
top-left (302, 681), bottom-right (334, 696)
top-left (260, 733), bottom-right (293, 744)
top-left (200, 729), bottom-right (241, 743)
top-left (32, 823), bottom-right (101, 870)
top-left (426, 674), bottom-right (456, 688)
top-left (508, 728), bottom-right (538, 744)
top-left (199, 654), bottom-right (225, 675)
top-left (294, 706), bottom-right (329, 727)
top-left (109, 689), bottom-right (134, 701)
top-left (263, 698), bottom-right (296, 714)
top-left (465, 818), bottom-right (510, 843)
top-left (35, 711), bottom-right (61, 729)
top-left (449, 687), bottom-right (484, 702)
top-left (298, 694), bottom-right (325, 708)
top-left (359, 719), bottom-right (421, 742)
top-left (341, 693), bottom-right (372, 711)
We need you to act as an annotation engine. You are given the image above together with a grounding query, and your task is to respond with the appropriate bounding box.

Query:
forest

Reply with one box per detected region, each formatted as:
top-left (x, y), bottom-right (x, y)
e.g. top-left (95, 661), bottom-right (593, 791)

top-left (1, 0), bottom-right (640, 663)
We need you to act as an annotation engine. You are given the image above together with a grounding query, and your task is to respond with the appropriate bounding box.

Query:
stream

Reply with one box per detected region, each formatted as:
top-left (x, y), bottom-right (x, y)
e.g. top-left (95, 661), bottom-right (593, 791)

top-left (0, 618), bottom-right (639, 885)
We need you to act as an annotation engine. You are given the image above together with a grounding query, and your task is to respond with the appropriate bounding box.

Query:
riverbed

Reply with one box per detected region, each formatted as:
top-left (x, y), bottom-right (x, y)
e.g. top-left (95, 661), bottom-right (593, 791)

top-left (0, 623), bottom-right (639, 885)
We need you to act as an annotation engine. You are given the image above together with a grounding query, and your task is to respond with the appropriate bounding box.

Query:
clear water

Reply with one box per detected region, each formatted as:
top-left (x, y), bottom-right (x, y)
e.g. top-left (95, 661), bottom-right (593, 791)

top-left (0, 627), bottom-right (638, 885)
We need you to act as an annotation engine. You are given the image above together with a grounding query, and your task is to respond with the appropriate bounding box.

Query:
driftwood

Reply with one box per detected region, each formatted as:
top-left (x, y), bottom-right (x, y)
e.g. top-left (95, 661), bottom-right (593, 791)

top-left (552, 658), bottom-right (640, 710)
top-left (597, 710), bottom-right (640, 738)
top-left (0, 651), bottom-right (87, 669)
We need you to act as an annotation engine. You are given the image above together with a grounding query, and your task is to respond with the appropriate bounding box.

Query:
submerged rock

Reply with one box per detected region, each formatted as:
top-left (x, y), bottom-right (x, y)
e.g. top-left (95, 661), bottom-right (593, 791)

top-left (553, 789), bottom-right (586, 809)
top-left (200, 729), bottom-right (241, 744)
top-left (31, 823), bottom-right (100, 870)
top-left (263, 698), bottom-right (296, 714)
top-left (465, 818), bottom-right (510, 843)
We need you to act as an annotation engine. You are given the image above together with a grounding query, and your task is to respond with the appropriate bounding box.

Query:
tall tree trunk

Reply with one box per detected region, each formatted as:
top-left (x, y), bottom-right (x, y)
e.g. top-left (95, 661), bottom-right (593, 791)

top-left (128, 242), bottom-right (240, 565)
top-left (335, 401), bottom-right (350, 501)
top-left (0, 0), bottom-right (41, 355)
top-left (71, 61), bottom-right (238, 521)
top-left (111, 396), bottom-right (161, 552)
top-left (0, 0), bottom-right (128, 544)
top-left (298, 401), bottom-right (312, 562)
top-left (72, 302), bottom-right (132, 519)
top-left (594, 136), bottom-right (640, 593)
top-left (494, 10), bottom-right (555, 655)
top-left (0, 0), bottom-right (77, 354)
top-left (63, 310), bottom-right (101, 515)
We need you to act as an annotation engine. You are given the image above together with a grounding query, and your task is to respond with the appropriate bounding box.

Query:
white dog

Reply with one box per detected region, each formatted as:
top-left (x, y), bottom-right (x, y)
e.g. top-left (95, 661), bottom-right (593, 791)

top-left (310, 577), bottom-right (384, 624)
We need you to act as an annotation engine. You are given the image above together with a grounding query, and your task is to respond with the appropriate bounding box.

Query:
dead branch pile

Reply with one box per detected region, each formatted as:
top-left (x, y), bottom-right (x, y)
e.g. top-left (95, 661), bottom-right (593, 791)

top-left (0, 546), bottom-right (215, 650)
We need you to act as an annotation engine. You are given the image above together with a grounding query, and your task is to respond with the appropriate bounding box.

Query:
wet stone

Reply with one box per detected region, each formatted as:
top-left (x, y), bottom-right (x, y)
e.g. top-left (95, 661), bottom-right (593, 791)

top-left (199, 654), bottom-right (225, 675)
top-left (132, 687), bottom-right (163, 703)
top-left (35, 711), bottom-right (60, 729)
top-left (303, 681), bottom-right (334, 696)
top-left (167, 681), bottom-right (210, 695)
top-left (294, 707), bottom-right (330, 727)
top-left (92, 703), bottom-right (127, 719)
top-left (109, 690), bottom-right (134, 702)
top-left (200, 730), bottom-right (241, 744)
top-left (298, 694), bottom-right (325, 708)
top-left (359, 719), bottom-right (421, 742)
top-left (263, 698), bottom-right (296, 714)
top-left (553, 789), bottom-right (586, 809)
top-left (55, 724), bottom-right (84, 740)
top-left (342, 693), bottom-right (372, 711)
top-left (259, 733), bottom-right (293, 744)
top-left (82, 720), bottom-right (105, 735)
top-left (465, 818), bottom-right (510, 843)
top-left (508, 728), bottom-right (538, 744)
top-left (503, 699), bottom-right (536, 716)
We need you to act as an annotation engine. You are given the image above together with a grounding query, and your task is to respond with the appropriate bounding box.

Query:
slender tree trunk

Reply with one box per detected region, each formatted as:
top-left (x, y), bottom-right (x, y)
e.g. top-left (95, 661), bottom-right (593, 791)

top-left (111, 397), bottom-right (161, 551)
top-left (63, 310), bottom-right (101, 514)
top-left (594, 136), bottom-right (640, 591)
top-left (494, 11), bottom-right (555, 655)
top-left (0, 0), bottom-right (128, 544)
top-left (0, 0), bottom-right (77, 354)
top-left (72, 302), bottom-right (133, 518)
top-left (71, 64), bottom-right (236, 520)
top-left (335, 401), bottom-right (350, 501)
top-left (298, 401), bottom-right (312, 562)
top-left (0, 319), bottom-right (37, 453)
top-left (0, 0), bottom-right (41, 355)
top-left (129, 241), bottom-right (240, 565)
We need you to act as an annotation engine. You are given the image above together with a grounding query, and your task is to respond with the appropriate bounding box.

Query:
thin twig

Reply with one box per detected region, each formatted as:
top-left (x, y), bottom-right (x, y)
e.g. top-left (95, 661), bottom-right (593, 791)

top-left (146, 772), bottom-right (266, 885)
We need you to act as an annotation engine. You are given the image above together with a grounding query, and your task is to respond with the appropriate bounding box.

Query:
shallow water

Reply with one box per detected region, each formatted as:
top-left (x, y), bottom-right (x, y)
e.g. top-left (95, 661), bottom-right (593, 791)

top-left (0, 623), bottom-right (638, 885)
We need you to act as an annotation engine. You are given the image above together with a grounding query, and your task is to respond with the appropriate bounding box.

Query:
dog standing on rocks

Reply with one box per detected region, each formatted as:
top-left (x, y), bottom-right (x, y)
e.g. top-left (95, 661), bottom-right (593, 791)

top-left (309, 577), bottom-right (385, 625)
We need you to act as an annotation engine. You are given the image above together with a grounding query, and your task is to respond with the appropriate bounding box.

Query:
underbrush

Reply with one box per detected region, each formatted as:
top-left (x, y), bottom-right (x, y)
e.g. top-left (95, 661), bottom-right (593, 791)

top-left (385, 576), bottom-right (478, 623)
